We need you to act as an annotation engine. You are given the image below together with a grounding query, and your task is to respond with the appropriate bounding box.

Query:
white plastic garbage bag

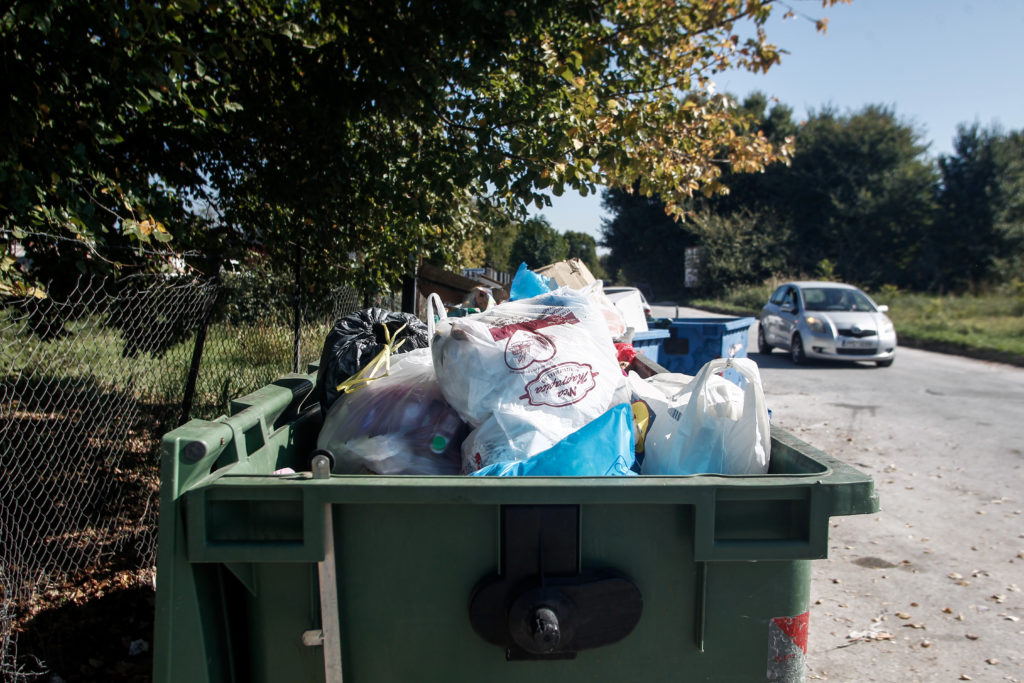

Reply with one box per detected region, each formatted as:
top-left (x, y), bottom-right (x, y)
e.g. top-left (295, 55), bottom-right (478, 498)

top-left (584, 281), bottom-right (628, 339)
top-left (431, 287), bottom-right (629, 472)
top-left (636, 357), bottom-right (771, 475)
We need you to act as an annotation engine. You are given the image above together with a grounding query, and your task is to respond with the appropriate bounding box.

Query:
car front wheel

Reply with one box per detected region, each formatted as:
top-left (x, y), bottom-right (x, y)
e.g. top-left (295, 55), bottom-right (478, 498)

top-left (757, 325), bottom-right (773, 354)
top-left (876, 358), bottom-right (894, 367)
top-left (790, 333), bottom-right (806, 365)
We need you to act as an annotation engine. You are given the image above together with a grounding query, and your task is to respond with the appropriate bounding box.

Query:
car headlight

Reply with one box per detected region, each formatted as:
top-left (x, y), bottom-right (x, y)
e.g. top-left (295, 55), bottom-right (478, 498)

top-left (803, 315), bottom-right (827, 334)
top-left (880, 319), bottom-right (895, 335)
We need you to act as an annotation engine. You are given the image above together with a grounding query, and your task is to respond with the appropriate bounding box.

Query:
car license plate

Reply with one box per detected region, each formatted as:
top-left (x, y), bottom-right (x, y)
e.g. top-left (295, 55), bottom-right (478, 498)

top-left (839, 338), bottom-right (875, 349)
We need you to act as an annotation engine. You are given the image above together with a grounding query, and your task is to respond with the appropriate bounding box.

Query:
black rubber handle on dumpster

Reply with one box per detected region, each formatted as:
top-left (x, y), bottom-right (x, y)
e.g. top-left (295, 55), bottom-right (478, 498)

top-left (468, 505), bottom-right (643, 660)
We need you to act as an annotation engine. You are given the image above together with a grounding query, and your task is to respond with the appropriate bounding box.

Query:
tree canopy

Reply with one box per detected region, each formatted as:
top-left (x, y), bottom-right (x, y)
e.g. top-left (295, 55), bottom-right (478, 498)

top-left (600, 185), bottom-right (698, 297)
top-left (2, 0), bottom-right (846, 296)
top-left (927, 125), bottom-right (1024, 291)
top-left (508, 216), bottom-right (567, 270)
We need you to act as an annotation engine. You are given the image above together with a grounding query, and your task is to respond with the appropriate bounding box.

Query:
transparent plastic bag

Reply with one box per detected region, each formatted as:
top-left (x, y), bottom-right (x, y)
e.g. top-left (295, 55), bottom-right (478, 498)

top-left (316, 348), bottom-right (469, 474)
top-left (584, 281), bottom-right (627, 339)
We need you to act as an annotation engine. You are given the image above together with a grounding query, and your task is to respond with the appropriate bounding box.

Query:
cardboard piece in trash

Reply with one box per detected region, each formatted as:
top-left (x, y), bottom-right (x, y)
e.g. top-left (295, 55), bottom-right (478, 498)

top-left (535, 258), bottom-right (597, 289)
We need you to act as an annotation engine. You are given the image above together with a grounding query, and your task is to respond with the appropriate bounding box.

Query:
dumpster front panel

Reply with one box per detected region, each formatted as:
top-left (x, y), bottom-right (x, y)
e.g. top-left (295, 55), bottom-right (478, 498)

top-left (173, 501), bottom-right (813, 682)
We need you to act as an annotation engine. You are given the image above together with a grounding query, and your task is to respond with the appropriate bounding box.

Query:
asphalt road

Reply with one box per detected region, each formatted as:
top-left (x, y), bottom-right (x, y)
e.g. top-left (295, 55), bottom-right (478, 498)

top-left (649, 304), bottom-right (1024, 682)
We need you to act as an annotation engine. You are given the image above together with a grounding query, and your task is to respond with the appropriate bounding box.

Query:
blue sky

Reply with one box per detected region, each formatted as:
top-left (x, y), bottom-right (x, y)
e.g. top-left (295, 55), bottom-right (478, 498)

top-left (530, 0), bottom-right (1024, 247)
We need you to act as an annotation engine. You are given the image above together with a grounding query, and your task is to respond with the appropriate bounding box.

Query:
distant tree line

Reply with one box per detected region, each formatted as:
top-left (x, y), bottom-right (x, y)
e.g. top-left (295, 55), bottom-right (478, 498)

top-left (601, 94), bottom-right (1024, 298)
top-left (459, 209), bottom-right (606, 281)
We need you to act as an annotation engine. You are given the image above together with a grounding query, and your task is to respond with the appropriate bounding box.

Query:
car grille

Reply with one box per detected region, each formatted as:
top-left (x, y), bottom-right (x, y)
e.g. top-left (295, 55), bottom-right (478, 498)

top-left (837, 328), bottom-right (877, 338)
top-left (836, 348), bottom-right (877, 356)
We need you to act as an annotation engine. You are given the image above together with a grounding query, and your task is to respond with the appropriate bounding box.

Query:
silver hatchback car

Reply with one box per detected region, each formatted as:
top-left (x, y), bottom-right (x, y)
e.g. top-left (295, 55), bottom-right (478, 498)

top-left (758, 281), bottom-right (897, 367)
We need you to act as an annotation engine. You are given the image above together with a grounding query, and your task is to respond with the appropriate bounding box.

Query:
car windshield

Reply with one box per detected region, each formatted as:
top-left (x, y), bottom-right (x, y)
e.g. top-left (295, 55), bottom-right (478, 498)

top-left (801, 287), bottom-right (876, 312)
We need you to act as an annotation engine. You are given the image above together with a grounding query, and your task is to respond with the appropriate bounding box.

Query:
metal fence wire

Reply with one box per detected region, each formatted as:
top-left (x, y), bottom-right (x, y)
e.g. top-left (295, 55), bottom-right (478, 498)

top-left (0, 272), bottom-right (380, 679)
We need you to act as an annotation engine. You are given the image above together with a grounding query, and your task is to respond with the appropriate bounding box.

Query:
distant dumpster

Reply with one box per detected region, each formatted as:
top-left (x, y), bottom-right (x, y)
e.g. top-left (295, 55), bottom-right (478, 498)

top-left (653, 317), bottom-right (756, 384)
top-left (153, 364), bottom-right (878, 683)
top-left (630, 328), bottom-right (669, 365)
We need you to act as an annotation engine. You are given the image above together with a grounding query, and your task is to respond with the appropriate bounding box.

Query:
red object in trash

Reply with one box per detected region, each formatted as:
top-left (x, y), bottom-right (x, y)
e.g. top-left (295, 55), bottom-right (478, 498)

top-left (615, 343), bottom-right (638, 372)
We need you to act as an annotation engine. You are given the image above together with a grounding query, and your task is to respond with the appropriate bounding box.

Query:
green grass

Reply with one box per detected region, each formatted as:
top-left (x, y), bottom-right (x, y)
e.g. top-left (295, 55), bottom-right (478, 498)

top-left (2, 310), bottom-right (331, 422)
top-left (690, 279), bottom-right (1024, 365)
top-left (876, 288), bottom-right (1024, 358)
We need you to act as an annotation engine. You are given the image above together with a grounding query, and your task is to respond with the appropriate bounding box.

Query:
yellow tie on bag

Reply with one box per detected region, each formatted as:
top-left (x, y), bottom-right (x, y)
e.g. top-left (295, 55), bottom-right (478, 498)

top-left (334, 322), bottom-right (409, 395)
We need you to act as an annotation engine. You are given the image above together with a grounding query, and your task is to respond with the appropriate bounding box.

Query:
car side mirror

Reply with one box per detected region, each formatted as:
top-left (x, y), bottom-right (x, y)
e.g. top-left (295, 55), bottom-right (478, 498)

top-left (877, 304), bottom-right (889, 313)
top-left (781, 302), bottom-right (795, 313)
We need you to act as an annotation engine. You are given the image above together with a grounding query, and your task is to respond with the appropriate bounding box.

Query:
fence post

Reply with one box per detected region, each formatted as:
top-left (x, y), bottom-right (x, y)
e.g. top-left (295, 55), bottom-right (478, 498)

top-left (292, 242), bottom-right (303, 373)
top-left (180, 280), bottom-right (219, 425)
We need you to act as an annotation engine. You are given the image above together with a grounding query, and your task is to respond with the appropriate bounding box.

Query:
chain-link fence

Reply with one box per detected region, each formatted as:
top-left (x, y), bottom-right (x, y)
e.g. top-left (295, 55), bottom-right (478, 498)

top-left (0, 272), bottom-right (388, 679)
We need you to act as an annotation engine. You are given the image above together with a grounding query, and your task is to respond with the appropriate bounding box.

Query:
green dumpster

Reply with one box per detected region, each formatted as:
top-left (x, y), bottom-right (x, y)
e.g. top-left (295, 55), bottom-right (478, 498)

top-left (154, 367), bottom-right (877, 683)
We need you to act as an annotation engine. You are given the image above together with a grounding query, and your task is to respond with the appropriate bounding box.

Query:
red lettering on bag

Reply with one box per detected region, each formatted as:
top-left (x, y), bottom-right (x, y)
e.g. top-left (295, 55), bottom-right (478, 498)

top-left (518, 362), bottom-right (598, 407)
top-left (488, 312), bottom-right (579, 341)
top-left (504, 330), bottom-right (557, 370)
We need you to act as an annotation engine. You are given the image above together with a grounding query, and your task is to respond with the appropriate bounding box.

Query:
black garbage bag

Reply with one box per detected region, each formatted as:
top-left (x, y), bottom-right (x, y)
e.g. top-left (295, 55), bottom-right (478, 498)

top-left (316, 308), bottom-right (431, 413)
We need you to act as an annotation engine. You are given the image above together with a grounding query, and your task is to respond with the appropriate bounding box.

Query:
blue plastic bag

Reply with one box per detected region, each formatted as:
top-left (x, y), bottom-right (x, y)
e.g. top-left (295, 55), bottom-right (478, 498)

top-left (509, 262), bottom-right (556, 301)
top-left (471, 403), bottom-right (635, 477)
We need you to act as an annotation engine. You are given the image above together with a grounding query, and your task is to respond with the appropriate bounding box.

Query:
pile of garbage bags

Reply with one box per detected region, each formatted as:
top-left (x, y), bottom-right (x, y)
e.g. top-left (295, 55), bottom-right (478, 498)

top-left (314, 262), bottom-right (770, 477)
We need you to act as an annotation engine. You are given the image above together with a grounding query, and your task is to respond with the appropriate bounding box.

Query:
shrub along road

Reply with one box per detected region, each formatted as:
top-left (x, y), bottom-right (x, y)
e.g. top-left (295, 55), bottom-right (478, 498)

top-left (649, 305), bottom-right (1024, 682)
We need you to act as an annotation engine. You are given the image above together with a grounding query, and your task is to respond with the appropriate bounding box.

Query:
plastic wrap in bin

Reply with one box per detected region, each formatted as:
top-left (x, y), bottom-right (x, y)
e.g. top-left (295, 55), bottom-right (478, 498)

top-left (154, 364), bottom-right (878, 683)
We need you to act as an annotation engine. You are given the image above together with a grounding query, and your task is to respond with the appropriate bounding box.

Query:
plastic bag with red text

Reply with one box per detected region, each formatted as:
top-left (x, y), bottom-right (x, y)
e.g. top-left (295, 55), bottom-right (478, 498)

top-left (431, 287), bottom-right (629, 473)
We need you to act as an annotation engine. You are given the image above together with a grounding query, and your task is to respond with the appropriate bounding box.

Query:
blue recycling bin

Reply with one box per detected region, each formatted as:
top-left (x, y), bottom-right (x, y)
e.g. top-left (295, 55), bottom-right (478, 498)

top-left (653, 317), bottom-right (756, 383)
top-left (631, 329), bottom-right (670, 365)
